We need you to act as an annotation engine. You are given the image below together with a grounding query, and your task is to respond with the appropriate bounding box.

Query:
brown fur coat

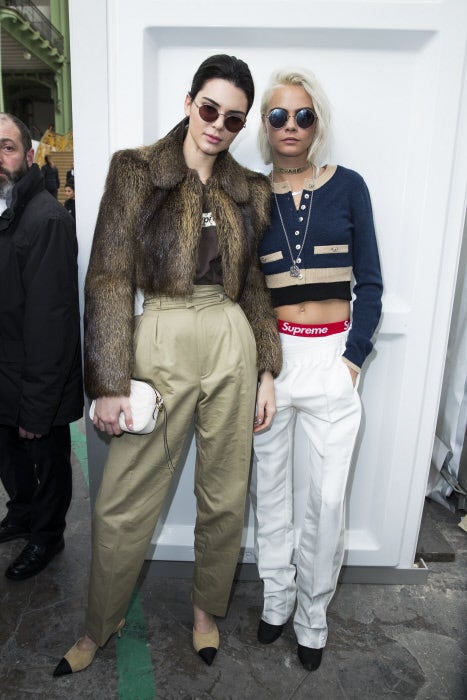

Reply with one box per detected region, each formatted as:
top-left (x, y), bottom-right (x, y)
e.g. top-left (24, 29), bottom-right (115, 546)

top-left (84, 128), bottom-right (281, 398)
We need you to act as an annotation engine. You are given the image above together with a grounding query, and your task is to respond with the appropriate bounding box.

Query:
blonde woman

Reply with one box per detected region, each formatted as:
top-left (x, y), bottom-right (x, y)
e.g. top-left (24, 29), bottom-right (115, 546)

top-left (252, 67), bottom-right (383, 671)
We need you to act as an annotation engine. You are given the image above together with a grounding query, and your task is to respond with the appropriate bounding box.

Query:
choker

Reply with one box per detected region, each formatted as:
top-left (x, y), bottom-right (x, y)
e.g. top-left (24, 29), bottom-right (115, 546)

top-left (273, 164), bottom-right (309, 175)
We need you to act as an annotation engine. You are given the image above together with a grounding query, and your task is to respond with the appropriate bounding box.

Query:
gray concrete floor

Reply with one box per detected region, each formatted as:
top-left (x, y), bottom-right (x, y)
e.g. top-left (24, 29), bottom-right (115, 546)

top-left (0, 436), bottom-right (466, 700)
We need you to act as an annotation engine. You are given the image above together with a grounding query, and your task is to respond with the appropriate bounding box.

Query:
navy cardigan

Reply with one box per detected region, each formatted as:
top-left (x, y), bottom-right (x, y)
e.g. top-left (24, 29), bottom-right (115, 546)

top-left (259, 165), bottom-right (383, 369)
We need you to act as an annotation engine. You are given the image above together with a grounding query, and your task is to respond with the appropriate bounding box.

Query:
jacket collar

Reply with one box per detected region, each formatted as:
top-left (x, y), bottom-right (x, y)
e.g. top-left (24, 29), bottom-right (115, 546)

top-left (145, 125), bottom-right (251, 205)
top-left (0, 165), bottom-right (44, 228)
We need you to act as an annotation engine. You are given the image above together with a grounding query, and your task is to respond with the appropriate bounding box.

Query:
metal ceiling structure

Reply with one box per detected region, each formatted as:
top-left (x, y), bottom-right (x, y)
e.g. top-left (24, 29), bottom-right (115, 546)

top-left (0, 1), bottom-right (71, 135)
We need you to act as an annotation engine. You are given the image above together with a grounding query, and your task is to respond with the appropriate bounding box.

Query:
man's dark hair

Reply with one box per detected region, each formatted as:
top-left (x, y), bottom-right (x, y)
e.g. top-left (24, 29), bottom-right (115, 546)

top-left (0, 113), bottom-right (32, 154)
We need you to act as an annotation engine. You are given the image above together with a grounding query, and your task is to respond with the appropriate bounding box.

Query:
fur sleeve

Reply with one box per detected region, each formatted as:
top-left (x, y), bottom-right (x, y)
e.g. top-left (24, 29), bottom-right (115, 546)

top-left (238, 174), bottom-right (282, 377)
top-left (84, 148), bottom-right (151, 399)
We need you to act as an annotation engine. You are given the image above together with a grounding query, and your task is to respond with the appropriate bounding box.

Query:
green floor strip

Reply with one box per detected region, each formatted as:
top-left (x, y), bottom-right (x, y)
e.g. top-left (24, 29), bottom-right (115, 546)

top-left (116, 591), bottom-right (157, 700)
top-left (70, 421), bottom-right (89, 486)
top-left (70, 421), bottom-right (157, 699)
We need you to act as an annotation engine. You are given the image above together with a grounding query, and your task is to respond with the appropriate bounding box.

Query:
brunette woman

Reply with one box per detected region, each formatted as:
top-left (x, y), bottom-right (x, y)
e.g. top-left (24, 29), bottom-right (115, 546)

top-left (251, 67), bottom-right (383, 671)
top-left (63, 181), bottom-right (75, 220)
top-left (54, 54), bottom-right (281, 675)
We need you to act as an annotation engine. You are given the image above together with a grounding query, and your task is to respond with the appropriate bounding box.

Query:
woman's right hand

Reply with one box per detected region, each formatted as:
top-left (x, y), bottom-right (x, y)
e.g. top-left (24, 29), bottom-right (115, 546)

top-left (254, 371), bottom-right (276, 433)
top-left (92, 396), bottom-right (133, 436)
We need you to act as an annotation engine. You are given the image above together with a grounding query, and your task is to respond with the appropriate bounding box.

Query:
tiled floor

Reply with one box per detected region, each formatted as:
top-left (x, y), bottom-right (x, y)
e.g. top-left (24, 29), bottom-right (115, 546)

top-left (0, 425), bottom-right (466, 699)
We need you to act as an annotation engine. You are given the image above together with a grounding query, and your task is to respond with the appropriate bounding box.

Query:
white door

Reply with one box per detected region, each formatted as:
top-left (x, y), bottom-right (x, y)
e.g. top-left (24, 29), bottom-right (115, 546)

top-left (69, 0), bottom-right (467, 579)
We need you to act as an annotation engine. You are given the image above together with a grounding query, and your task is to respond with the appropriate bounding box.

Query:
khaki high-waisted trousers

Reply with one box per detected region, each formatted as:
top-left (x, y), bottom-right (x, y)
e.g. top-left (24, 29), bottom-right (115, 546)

top-left (86, 286), bottom-right (257, 646)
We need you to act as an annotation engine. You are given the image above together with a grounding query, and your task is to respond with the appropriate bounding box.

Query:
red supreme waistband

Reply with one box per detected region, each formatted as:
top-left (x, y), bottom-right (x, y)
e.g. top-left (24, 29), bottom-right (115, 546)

top-left (278, 319), bottom-right (350, 337)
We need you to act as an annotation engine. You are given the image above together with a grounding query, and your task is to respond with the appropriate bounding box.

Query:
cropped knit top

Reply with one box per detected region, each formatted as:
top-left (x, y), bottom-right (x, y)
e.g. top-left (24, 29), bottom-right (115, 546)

top-left (258, 165), bottom-right (383, 369)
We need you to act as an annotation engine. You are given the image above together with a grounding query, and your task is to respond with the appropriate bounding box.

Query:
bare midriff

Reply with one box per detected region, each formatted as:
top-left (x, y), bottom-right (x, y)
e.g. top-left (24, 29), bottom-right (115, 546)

top-left (275, 298), bottom-right (350, 325)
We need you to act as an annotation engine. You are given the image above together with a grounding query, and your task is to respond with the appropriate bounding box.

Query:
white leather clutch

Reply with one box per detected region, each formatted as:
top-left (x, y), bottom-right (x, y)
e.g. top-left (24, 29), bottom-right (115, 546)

top-left (89, 379), bottom-right (164, 434)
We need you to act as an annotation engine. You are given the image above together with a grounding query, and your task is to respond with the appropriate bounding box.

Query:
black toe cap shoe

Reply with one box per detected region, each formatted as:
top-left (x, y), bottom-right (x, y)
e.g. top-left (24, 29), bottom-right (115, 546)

top-left (197, 647), bottom-right (217, 666)
top-left (297, 644), bottom-right (323, 671)
top-left (5, 538), bottom-right (65, 581)
top-left (0, 520), bottom-right (31, 543)
top-left (257, 619), bottom-right (285, 644)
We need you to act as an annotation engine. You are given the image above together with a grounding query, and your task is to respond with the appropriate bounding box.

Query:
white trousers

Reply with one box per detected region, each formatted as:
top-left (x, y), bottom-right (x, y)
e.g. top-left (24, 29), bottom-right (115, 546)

top-left (252, 331), bottom-right (362, 649)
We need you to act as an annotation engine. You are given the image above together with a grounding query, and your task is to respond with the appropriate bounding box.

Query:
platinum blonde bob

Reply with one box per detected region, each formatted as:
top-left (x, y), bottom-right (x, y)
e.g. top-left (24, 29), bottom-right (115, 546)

top-left (258, 67), bottom-right (331, 166)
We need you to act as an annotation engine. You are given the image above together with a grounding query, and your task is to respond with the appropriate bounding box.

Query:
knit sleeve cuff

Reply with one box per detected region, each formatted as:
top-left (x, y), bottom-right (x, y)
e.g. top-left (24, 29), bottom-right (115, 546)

top-left (342, 356), bottom-right (361, 373)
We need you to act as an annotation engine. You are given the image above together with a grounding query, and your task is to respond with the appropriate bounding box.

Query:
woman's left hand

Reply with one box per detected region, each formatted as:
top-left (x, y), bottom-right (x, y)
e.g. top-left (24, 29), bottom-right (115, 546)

top-left (347, 366), bottom-right (358, 386)
top-left (254, 371), bottom-right (276, 433)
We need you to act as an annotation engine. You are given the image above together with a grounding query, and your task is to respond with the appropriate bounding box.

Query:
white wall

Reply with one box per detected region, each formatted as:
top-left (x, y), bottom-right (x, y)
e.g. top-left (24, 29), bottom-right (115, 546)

top-left (69, 0), bottom-right (467, 576)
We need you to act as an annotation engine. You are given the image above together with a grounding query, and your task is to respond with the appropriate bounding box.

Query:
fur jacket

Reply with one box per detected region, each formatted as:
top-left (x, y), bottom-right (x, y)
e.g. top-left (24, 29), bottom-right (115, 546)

top-left (84, 127), bottom-right (282, 399)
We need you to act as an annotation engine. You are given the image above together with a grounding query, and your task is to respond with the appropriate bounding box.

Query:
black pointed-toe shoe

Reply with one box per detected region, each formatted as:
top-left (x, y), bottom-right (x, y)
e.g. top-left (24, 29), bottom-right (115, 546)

top-left (193, 625), bottom-right (219, 666)
top-left (0, 519), bottom-right (30, 543)
top-left (257, 619), bottom-right (285, 644)
top-left (5, 538), bottom-right (64, 580)
top-left (53, 620), bottom-right (125, 677)
top-left (297, 644), bottom-right (323, 671)
top-left (53, 638), bottom-right (99, 677)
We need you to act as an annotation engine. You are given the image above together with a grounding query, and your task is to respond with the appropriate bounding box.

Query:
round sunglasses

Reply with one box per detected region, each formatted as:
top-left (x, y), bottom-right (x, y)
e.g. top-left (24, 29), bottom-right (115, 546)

top-left (265, 107), bottom-right (316, 130)
top-left (192, 100), bottom-right (246, 133)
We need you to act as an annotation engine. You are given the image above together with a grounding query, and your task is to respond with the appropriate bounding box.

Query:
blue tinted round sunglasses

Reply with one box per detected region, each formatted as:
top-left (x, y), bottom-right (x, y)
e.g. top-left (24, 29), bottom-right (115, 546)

top-left (265, 107), bottom-right (316, 129)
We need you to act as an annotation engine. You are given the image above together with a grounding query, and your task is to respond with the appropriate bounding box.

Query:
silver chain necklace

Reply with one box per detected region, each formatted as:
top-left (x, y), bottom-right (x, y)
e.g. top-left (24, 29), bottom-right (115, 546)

top-left (273, 167), bottom-right (319, 278)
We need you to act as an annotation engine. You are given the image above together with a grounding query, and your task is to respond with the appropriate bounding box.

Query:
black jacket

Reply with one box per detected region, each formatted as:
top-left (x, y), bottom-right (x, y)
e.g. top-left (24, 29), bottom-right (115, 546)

top-left (64, 197), bottom-right (75, 220)
top-left (41, 163), bottom-right (60, 196)
top-left (0, 164), bottom-right (83, 433)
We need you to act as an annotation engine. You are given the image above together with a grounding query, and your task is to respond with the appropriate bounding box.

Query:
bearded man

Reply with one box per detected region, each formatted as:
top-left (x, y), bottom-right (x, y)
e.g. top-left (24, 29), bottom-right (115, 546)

top-left (0, 113), bottom-right (83, 580)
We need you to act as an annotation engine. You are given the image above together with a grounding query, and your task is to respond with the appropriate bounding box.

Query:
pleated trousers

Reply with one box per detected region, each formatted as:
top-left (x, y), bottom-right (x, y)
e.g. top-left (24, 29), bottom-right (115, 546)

top-left (86, 286), bottom-right (257, 646)
top-left (252, 331), bottom-right (361, 649)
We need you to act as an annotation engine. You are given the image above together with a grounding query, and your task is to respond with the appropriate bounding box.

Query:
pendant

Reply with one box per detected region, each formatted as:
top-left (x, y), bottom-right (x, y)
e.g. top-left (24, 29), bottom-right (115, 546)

top-left (290, 264), bottom-right (302, 279)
